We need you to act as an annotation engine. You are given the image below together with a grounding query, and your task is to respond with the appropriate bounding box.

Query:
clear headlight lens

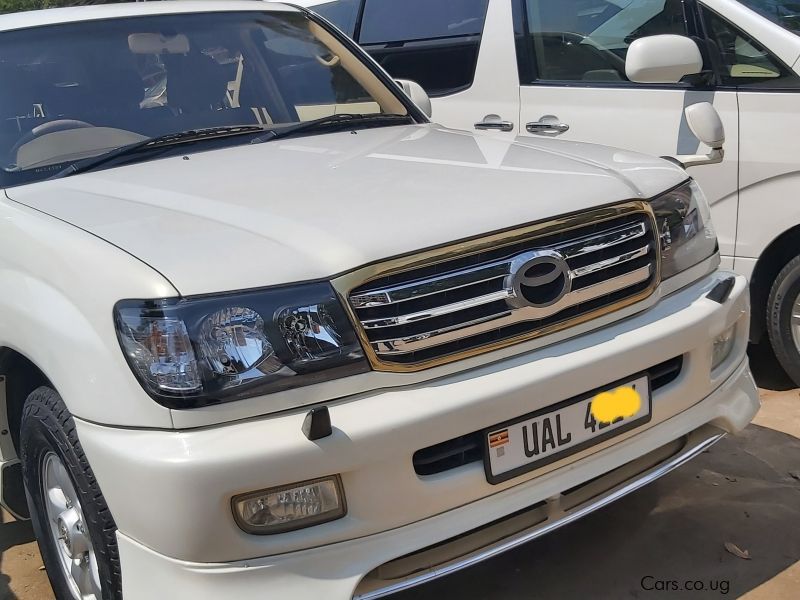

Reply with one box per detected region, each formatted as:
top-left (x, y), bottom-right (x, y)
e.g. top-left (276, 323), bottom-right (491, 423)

top-left (115, 283), bottom-right (368, 408)
top-left (199, 307), bottom-right (280, 376)
top-left (117, 316), bottom-right (202, 393)
top-left (651, 180), bottom-right (718, 279)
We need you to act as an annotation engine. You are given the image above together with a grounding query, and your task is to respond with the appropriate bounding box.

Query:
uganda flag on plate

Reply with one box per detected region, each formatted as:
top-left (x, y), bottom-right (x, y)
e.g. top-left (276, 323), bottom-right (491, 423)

top-left (488, 429), bottom-right (509, 449)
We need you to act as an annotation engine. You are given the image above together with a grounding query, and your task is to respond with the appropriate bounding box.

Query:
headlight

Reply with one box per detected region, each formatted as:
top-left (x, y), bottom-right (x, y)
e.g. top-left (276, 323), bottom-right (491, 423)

top-left (650, 180), bottom-right (717, 279)
top-left (115, 282), bottom-right (368, 408)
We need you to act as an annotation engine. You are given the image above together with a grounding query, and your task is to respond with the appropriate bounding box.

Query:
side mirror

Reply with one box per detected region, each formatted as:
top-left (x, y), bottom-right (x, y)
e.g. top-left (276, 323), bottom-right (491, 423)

top-left (685, 102), bottom-right (725, 149)
top-left (396, 79), bottom-right (432, 119)
top-left (669, 102), bottom-right (725, 168)
top-left (625, 35), bottom-right (703, 84)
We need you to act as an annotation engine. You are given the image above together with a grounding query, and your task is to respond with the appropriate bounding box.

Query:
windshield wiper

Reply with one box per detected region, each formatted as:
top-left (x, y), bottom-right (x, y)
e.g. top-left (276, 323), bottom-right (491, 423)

top-left (54, 125), bottom-right (270, 179)
top-left (250, 113), bottom-right (414, 144)
top-left (53, 115), bottom-right (413, 179)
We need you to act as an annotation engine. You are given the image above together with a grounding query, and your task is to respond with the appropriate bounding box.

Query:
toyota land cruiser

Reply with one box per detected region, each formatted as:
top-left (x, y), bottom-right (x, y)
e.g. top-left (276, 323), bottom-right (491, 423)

top-left (0, 2), bottom-right (758, 599)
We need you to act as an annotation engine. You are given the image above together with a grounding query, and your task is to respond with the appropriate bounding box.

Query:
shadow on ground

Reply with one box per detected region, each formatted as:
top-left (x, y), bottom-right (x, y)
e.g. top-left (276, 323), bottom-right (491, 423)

top-left (397, 347), bottom-right (800, 600)
top-left (397, 425), bottom-right (800, 600)
top-left (0, 509), bottom-right (35, 600)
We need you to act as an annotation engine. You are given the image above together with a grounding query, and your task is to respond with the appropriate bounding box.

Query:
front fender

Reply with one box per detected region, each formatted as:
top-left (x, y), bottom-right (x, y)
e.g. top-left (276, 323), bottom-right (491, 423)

top-left (0, 193), bottom-right (175, 428)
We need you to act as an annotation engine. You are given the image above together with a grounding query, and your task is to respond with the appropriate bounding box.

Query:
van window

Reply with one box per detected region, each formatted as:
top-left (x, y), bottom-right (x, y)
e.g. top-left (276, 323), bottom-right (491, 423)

top-left (516, 0), bottom-right (689, 84)
top-left (312, 0), bottom-right (360, 37)
top-left (359, 0), bottom-right (488, 43)
top-left (358, 0), bottom-right (490, 96)
top-left (703, 6), bottom-right (800, 87)
top-left (737, 0), bottom-right (800, 36)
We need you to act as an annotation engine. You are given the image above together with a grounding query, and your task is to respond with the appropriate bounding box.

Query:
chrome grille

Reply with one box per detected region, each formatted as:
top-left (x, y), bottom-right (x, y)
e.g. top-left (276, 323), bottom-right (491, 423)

top-left (345, 207), bottom-right (658, 370)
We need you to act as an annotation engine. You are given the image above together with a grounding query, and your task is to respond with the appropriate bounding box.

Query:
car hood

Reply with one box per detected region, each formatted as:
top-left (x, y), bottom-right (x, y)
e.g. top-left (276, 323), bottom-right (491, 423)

top-left (6, 124), bottom-right (687, 296)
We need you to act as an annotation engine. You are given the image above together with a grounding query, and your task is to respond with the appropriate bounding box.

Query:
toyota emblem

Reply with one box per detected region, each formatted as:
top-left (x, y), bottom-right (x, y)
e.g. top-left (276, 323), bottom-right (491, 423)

top-left (506, 250), bottom-right (571, 309)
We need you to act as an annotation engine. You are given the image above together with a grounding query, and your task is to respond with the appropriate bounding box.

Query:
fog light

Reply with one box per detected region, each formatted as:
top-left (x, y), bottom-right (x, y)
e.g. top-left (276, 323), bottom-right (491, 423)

top-left (712, 324), bottom-right (736, 370)
top-left (232, 476), bottom-right (346, 534)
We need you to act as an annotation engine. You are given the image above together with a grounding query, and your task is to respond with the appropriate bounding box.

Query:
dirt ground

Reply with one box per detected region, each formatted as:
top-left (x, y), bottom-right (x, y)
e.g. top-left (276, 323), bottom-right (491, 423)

top-left (2, 345), bottom-right (799, 600)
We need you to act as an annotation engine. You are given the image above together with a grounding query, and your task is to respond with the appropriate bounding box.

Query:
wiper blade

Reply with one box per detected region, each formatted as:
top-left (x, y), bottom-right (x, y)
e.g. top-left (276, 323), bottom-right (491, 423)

top-left (251, 113), bottom-right (413, 144)
top-left (52, 116), bottom-right (412, 178)
top-left (55, 125), bottom-right (270, 178)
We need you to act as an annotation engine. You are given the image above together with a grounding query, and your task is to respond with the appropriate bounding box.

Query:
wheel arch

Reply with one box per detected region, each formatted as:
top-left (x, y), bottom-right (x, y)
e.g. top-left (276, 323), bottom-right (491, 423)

top-left (0, 347), bottom-right (53, 456)
top-left (748, 224), bottom-right (800, 344)
top-left (0, 347), bottom-right (52, 518)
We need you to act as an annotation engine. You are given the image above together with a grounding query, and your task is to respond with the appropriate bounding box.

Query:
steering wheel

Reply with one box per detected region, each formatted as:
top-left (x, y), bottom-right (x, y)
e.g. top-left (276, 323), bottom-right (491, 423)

top-left (561, 31), bottom-right (627, 73)
top-left (11, 119), bottom-right (95, 157)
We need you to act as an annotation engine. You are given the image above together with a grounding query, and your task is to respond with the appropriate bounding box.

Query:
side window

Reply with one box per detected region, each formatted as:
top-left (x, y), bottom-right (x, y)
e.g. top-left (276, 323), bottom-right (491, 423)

top-left (357, 0), bottom-right (490, 96)
top-left (737, 0), bottom-right (800, 36)
top-left (514, 0), bottom-right (689, 84)
top-left (702, 7), bottom-right (800, 88)
top-left (312, 0), bottom-right (360, 37)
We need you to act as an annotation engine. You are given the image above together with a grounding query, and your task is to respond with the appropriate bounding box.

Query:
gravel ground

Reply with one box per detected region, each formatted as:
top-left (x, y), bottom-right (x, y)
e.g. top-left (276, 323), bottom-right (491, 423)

top-left (2, 345), bottom-right (799, 600)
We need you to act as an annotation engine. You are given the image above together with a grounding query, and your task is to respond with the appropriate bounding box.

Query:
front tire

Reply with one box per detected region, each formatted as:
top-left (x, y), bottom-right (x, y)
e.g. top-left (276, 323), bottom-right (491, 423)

top-left (767, 255), bottom-right (800, 387)
top-left (20, 387), bottom-right (122, 600)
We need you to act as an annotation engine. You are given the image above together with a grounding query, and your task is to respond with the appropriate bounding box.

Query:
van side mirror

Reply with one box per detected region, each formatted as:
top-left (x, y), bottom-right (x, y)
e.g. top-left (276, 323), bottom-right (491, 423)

top-left (396, 79), bottom-right (432, 118)
top-left (685, 102), bottom-right (725, 149)
top-left (625, 35), bottom-right (703, 84)
top-left (669, 102), bottom-right (725, 169)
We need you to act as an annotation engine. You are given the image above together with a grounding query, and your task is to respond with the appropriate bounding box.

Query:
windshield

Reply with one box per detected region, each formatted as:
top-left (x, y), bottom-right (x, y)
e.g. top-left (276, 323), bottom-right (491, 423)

top-left (738, 0), bottom-right (800, 36)
top-left (0, 10), bottom-right (409, 186)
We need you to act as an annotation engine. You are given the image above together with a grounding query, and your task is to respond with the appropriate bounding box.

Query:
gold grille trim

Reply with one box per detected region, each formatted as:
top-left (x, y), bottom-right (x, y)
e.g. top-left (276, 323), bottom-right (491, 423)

top-left (332, 201), bottom-right (661, 373)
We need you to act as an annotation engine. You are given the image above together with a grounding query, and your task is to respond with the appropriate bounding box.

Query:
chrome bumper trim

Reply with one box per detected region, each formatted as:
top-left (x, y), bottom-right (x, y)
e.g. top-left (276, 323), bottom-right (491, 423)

top-left (354, 429), bottom-right (725, 600)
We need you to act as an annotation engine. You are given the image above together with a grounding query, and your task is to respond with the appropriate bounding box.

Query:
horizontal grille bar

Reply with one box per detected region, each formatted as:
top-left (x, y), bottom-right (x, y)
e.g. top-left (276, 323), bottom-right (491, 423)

top-left (360, 243), bottom-right (651, 330)
top-left (361, 290), bottom-right (511, 329)
top-left (370, 265), bottom-right (652, 356)
top-left (350, 221), bottom-right (646, 309)
top-left (346, 208), bottom-right (658, 368)
top-left (570, 244), bottom-right (650, 278)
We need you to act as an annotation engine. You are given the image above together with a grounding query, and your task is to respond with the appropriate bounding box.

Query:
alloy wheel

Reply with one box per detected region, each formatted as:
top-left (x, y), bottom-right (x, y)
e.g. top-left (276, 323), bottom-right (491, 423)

top-left (41, 452), bottom-right (102, 600)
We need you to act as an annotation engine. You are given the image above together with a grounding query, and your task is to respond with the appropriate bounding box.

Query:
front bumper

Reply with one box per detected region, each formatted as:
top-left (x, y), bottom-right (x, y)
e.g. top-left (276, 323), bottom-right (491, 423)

top-left (75, 270), bottom-right (759, 598)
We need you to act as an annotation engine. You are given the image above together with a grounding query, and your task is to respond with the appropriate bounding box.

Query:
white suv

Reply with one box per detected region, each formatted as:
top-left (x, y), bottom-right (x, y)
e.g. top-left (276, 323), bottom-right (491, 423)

top-left (300, 0), bottom-right (800, 386)
top-left (0, 2), bottom-right (757, 599)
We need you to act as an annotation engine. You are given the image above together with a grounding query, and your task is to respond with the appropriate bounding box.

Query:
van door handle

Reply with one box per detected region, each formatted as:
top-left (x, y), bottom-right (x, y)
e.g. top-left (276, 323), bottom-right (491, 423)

top-left (474, 114), bottom-right (514, 132)
top-left (526, 115), bottom-right (570, 136)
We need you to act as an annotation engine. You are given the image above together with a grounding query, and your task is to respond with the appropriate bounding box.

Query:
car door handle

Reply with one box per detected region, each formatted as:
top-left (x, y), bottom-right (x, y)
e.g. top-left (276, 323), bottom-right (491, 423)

top-left (474, 115), bottom-right (514, 132)
top-left (526, 116), bottom-right (570, 136)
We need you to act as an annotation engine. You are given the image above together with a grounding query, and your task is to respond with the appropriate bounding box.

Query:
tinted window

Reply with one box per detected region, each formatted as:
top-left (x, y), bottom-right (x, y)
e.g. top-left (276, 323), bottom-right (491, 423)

top-left (516, 0), bottom-right (689, 83)
top-left (360, 0), bottom-right (488, 43)
top-left (313, 0), bottom-right (360, 37)
top-left (703, 7), bottom-right (800, 87)
top-left (737, 0), bottom-right (800, 36)
top-left (0, 11), bottom-right (407, 187)
top-left (358, 0), bottom-right (490, 96)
